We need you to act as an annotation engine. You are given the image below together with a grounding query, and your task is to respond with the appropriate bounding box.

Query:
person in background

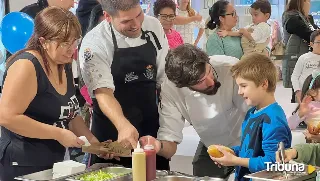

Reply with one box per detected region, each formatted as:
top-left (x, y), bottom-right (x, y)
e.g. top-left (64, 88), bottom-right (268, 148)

top-left (282, 0), bottom-right (317, 103)
top-left (175, 0), bottom-right (205, 46)
top-left (291, 30), bottom-right (320, 103)
top-left (288, 72), bottom-right (320, 133)
top-left (206, 0), bottom-right (243, 59)
top-left (276, 143), bottom-right (320, 167)
top-left (154, 0), bottom-right (184, 49)
top-left (20, 0), bottom-right (74, 19)
top-left (210, 53), bottom-right (292, 181)
top-left (0, 7), bottom-right (101, 180)
top-left (87, 4), bottom-right (104, 33)
top-left (218, 0), bottom-right (271, 56)
top-left (79, 0), bottom-right (170, 170)
top-left (76, 0), bottom-right (100, 38)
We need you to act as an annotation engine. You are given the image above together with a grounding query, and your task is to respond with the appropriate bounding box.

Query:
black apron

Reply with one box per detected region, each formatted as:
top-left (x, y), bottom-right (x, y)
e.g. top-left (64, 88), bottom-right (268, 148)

top-left (90, 24), bottom-right (169, 170)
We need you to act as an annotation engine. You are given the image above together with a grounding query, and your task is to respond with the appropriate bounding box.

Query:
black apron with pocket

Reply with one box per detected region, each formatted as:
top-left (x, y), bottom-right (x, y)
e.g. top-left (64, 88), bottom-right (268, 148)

top-left (90, 24), bottom-right (169, 170)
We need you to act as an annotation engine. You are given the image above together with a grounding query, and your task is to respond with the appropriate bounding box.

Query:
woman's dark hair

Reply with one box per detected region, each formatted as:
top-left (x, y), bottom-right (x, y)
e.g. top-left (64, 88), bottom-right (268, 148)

top-left (165, 44), bottom-right (209, 88)
top-left (293, 74), bottom-right (320, 114)
top-left (207, 0), bottom-right (229, 30)
top-left (87, 4), bottom-right (103, 33)
top-left (6, 7), bottom-right (81, 83)
top-left (285, 0), bottom-right (308, 17)
top-left (153, 0), bottom-right (177, 17)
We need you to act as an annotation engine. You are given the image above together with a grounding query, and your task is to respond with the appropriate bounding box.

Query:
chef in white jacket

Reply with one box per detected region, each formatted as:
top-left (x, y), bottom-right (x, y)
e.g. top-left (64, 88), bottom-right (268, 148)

top-left (140, 44), bottom-right (248, 178)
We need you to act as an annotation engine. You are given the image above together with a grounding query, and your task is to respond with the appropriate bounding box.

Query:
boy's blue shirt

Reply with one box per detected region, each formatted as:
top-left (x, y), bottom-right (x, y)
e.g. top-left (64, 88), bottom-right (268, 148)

top-left (232, 102), bottom-right (292, 181)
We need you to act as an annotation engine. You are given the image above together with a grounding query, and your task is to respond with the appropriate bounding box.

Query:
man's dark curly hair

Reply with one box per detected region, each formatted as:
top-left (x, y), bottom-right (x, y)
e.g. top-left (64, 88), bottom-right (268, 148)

top-left (165, 44), bottom-right (210, 88)
top-left (153, 0), bottom-right (177, 17)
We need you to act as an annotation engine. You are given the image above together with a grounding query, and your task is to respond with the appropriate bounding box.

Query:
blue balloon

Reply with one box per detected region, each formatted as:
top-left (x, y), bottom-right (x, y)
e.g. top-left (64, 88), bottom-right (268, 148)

top-left (1, 12), bottom-right (34, 54)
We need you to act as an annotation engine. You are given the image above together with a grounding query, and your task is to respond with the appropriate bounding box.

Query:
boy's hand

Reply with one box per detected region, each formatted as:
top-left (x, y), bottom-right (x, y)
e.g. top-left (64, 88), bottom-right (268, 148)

top-left (209, 145), bottom-right (238, 166)
top-left (217, 30), bottom-right (228, 37)
top-left (276, 148), bottom-right (297, 163)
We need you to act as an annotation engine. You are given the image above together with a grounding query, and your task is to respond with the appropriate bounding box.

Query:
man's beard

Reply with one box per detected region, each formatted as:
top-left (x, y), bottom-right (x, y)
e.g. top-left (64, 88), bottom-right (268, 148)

top-left (189, 80), bottom-right (221, 95)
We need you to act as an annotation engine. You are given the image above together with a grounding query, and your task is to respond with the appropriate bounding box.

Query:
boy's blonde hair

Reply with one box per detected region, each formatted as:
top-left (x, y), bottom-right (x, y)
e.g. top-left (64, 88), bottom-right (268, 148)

top-left (230, 53), bottom-right (277, 92)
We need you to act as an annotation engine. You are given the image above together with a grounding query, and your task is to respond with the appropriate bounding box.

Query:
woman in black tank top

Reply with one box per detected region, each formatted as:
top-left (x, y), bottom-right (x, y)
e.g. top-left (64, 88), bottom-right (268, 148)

top-left (0, 7), bottom-right (101, 180)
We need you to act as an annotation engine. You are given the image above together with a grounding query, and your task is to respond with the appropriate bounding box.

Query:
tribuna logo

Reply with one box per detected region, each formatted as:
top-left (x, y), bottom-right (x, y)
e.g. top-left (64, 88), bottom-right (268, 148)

top-left (265, 162), bottom-right (316, 174)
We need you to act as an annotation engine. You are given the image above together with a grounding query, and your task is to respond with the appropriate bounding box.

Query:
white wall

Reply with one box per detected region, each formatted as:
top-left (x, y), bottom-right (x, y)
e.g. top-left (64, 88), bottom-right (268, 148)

top-left (10, 0), bottom-right (37, 12)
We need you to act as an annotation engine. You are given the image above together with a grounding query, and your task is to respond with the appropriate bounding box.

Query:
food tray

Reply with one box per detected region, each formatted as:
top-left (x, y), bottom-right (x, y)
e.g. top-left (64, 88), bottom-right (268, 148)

top-left (153, 175), bottom-right (226, 181)
top-left (14, 164), bottom-right (127, 181)
top-left (244, 169), bottom-right (317, 181)
top-left (65, 167), bottom-right (132, 181)
top-left (154, 175), bottom-right (196, 181)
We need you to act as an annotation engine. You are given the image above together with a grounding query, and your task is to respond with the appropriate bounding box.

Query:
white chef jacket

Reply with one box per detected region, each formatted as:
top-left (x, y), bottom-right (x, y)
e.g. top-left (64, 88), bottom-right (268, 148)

top-left (79, 15), bottom-right (169, 97)
top-left (157, 55), bottom-right (248, 148)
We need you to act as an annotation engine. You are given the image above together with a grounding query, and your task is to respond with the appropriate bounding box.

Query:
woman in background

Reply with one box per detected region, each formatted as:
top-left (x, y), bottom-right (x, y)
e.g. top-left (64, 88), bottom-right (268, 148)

top-left (175, 0), bottom-right (205, 46)
top-left (154, 0), bottom-right (184, 49)
top-left (206, 0), bottom-right (243, 59)
top-left (282, 0), bottom-right (317, 103)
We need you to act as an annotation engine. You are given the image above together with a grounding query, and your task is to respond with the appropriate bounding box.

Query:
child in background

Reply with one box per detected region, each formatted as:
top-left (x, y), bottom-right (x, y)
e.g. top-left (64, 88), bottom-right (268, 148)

top-left (288, 72), bottom-right (320, 134)
top-left (175, 0), bottom-right (205, 46)
top-left (210, 53), bottom-right (292, 181)
top-left (154, 0), bottom-right (184, 49)
top-left (218, 0), bottom-right (271, 56)
top-left (291, 30), bottom-right (320, 103)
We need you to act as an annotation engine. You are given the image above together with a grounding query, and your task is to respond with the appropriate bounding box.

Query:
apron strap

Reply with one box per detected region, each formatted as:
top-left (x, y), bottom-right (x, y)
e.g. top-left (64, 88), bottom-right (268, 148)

top-left (109, 23), bottom-right (118, 50)
top-left (141, 30), bottom-right (162, 50)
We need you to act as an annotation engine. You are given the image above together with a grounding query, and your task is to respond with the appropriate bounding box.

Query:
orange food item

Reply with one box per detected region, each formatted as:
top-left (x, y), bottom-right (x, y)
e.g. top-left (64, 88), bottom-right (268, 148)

top-left (207, 145), bottom-right (235, 158)
top-left (307, 120), bottom-right (320, 135)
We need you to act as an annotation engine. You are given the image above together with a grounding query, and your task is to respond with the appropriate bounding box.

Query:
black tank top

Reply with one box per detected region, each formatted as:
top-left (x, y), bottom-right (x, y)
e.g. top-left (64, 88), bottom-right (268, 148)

top-left (0, 52), bottom-right (80, 167)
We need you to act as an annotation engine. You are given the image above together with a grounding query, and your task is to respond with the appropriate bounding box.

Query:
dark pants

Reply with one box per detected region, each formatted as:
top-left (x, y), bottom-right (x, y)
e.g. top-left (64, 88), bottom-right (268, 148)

top-left (0, 149), bottom-right (50, 181)
top-left (192, 141), bottom-right (234, 178)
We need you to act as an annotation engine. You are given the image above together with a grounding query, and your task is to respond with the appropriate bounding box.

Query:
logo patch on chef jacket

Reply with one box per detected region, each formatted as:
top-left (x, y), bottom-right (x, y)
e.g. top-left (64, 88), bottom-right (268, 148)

top-left (144, 65), bottom-right (154, 80)
top-left (83, 48), bottom-right (93, 62)
top-left (125, 72), bottom-right (139, 83)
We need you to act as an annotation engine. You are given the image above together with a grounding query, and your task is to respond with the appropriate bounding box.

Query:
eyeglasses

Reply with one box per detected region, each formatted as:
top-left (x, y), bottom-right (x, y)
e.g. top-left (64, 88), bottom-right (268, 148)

top-left (158, 14), bottom-right (176, 21)
top-left (313, 41), bottom-right (320, 44)
top-left (59, 38), bottom-right (82, 50)
top-left (222, 11), bottom-right (237, 18)
top-left (48, 37), bottom-right (82, 50)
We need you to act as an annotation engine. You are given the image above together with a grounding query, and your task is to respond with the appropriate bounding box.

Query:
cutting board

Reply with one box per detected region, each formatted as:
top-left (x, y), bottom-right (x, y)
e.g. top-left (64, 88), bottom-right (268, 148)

top-left (82, 141), bottom-right (132, 157)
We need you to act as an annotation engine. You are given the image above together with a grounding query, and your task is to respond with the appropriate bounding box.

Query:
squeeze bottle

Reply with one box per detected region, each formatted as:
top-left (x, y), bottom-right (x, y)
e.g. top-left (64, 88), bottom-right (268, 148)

top-left (132, 142), bottom-right (146, 181)
top-left (144, 137), bottom-right (157, 181)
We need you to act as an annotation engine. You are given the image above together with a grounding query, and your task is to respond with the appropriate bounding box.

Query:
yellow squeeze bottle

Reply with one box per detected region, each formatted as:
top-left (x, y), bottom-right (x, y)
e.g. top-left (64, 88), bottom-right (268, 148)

top-left (132, 142), bottom-right (146, 181)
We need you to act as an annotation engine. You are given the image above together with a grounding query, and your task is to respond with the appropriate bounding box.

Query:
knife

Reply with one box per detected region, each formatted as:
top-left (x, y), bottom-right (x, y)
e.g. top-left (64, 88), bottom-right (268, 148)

top-left (278, 142), bottom-right (288, 179)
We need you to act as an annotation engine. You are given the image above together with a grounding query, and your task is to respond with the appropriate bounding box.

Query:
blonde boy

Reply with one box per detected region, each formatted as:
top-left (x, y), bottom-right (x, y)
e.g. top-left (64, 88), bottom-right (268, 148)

top-left (210, 53), bottom-right (292, 180)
